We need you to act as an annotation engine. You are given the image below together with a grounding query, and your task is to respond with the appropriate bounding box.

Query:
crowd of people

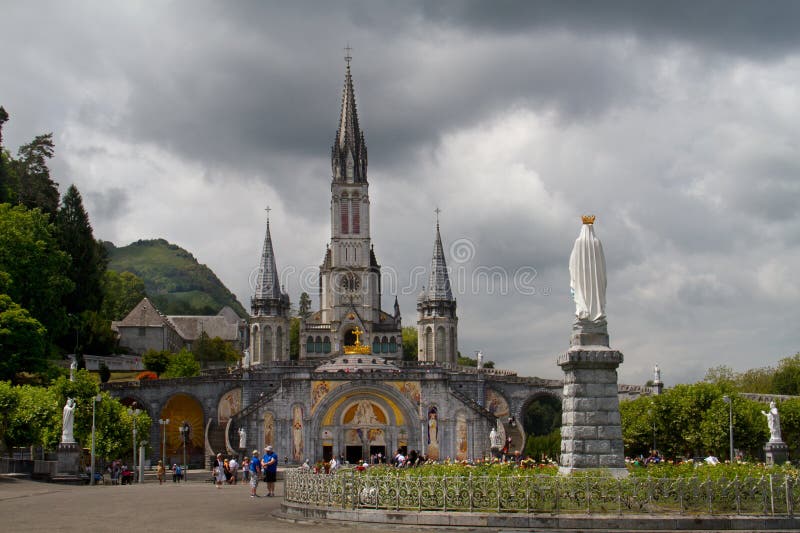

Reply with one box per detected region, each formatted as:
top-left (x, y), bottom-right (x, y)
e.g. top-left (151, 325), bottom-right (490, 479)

top-left (212, 445), bottom-right (279, 498)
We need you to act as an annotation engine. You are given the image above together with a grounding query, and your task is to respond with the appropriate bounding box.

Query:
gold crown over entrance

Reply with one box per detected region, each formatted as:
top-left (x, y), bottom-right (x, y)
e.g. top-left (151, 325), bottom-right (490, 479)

top-left (344, 326), bottom-right (371, 355)
top-left (582, 215), bottom-right (596, 225)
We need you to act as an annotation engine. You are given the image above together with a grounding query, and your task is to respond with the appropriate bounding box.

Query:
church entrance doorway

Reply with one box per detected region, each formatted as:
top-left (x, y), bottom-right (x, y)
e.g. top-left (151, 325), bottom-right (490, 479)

top-left (323, 445), bottom-right (333, 462)
top-left (346, 445), bottom-right (362, 464)
top-left (343, 328), bottom-right (357, 346)
top-left (369, 445), bottom-right (385, 463)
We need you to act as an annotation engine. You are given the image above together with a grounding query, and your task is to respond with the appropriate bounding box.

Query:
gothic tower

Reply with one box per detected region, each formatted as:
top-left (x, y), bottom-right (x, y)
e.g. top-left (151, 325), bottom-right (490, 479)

top-left (249, 214), bottom-right (290, 365)
top-left (417, 220), bottom-right (458, 364)
top-left (300, 55), bottom-right (402, 359)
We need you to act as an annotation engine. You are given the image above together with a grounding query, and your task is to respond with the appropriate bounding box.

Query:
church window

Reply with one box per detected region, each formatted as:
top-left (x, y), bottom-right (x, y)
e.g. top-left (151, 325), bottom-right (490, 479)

top-left (381, 336), bottom-right (389, 353)
top-left (306, 336), bottom-right (314, 353)
top-left (389, 336), bottom-right (397, 353)
top-left (340, 200), bottom-right (349, 234)
top-left (436, 326), bottom-right (446, 359)
top-left (425, 327), bottom-right (433, 357)
top-left (323, 336), bottom-right (331, 353)
top-left (450, 329), bottom-right (455, 360)
top-left (351, 199), bottom-right (360, 234)
top-left (315, 336), bottom-right (323, 353)
top-left (264, 326), bottom-right (273, 361)
top-left (372, 336), bottom-right (380, 353)
top-left (276, 327), bottom-right (283, 360)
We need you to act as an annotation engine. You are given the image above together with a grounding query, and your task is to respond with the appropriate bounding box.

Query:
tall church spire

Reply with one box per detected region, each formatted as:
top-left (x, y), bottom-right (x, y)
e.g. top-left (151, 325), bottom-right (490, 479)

top-left (427, 219), bottom-right (453, 301)
top-left (331, 50), bottom-right (368, 183)
top-left (252, 209), bottom-right (289, 318)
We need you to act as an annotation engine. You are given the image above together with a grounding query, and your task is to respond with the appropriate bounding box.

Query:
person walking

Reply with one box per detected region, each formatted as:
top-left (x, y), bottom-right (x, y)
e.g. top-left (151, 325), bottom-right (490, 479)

top-left (156, 460), bottom-right (165, 485)
top-left (261, 446), bottom-right (278, 497)
top-left (228, 456), bottom-right (238, 485)
top-left (249, 450), bottom-right (260, 498)
top-left (213, 453), bottom-right (226, 489)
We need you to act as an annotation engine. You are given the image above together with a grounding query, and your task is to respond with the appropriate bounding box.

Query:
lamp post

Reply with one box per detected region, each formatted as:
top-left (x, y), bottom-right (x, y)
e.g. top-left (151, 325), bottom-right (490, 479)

top-left (159, 418), bottom-right (170, 465)
top-left (90, 394), bottom-right (102, 485)
top-left (127, 406), bottom-right (140, 482)
top-left (723, 395), bottom-right (734, 462)
top-left (179, 421), bottom-right (190, 481)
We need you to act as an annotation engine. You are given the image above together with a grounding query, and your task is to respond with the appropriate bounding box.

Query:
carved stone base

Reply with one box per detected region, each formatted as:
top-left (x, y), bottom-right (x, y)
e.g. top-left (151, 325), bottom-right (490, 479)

top-left (765, 441), bottom-right (789, 466)
top-left (558, 348), bottom-right (626, 475)
top-left (570, 318), bottom-right (609, 348)
top-left (57, 442), bottom-right (81, 475)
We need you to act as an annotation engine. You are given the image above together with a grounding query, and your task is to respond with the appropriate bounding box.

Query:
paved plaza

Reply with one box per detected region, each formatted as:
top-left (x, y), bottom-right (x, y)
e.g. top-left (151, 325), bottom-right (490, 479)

top-left (0, 474), bottom-right (431, 533)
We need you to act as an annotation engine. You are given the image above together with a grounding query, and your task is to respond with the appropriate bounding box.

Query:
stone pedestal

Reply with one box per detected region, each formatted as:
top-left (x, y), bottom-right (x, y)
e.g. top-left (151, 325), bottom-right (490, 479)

top-left (558, 348), bottom-right (627, 477)
top-left (56, 442), bottom-right (81, 475)
top-left (765, 441), bottom-right (789, 466)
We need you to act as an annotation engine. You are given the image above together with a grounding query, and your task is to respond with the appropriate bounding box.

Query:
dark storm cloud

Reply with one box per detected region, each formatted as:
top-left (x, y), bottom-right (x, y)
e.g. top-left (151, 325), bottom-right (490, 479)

top-left (421, 0), bottom-right (800, 60)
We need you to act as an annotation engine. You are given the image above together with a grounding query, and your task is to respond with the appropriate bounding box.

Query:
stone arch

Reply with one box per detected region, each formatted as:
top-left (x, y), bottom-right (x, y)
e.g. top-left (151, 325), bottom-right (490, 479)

top-left (309, 382), bottom-right (421, 463)
top-left (159, 392), bottom-right (204, 464)
top-left (519, 390), bottom-right (562, 440)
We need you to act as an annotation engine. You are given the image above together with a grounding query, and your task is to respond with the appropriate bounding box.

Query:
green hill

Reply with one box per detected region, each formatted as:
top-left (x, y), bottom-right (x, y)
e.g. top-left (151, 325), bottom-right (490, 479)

top-left (105, 239), bottom-right (247, 318)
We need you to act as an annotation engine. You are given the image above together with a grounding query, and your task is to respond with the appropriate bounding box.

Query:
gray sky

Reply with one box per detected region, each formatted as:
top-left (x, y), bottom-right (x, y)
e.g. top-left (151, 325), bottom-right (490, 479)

top-left (3, 1), bottom-right (799, 385)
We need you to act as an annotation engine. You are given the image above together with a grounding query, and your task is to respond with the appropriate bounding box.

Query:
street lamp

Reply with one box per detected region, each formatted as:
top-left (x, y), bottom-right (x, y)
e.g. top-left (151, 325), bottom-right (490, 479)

top-left (159, 418), bottom-right (170, 466)
top-left (723, 395), bottom-right (734, 462)
top-left (90, 394), bottom-right (102, 485)
top-left (127, 405), bottom-right (141, 482)
top-left (179, 421), bottom-right (190, 481)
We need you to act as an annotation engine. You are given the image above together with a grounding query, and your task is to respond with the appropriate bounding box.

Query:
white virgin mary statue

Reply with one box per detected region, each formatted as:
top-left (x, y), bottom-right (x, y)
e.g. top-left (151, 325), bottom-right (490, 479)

top-left (569, 216), bottom-right (607, 323)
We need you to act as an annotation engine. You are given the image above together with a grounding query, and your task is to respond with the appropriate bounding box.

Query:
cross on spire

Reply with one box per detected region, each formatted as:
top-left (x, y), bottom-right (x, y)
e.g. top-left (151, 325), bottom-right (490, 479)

top-left (265, 205), bottom-right (271, 222)
top-left (344, 44), bottom-right (352, 65)
top-left (434, 206), bottom-right (441, 227)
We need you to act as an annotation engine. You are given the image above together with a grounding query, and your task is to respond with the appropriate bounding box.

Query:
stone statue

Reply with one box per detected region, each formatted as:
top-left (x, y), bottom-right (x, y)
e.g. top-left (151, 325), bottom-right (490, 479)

top-left (653, 363), bottom-right (661, 383)
top-left (238, 427), bottom-right (247, 449)
top-left (476, 351), bottom-right (483, 369)
top-left (61, 398), bottom-right (76, 443)
top-left (762, 401), bottom-right (782, 443)
top-left (242, 349), bottom-right (250, 368)
top-left (69, 357), bottom-right (77, 382)
top-left (489, 427), bottom-right (502, 449)
top-left (569, 216), bottom-right (607, 323)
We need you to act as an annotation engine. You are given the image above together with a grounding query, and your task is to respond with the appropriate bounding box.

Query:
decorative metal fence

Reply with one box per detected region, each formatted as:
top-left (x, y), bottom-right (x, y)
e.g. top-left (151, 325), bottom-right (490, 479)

top-left (285, 470), bottom-right (800, 516)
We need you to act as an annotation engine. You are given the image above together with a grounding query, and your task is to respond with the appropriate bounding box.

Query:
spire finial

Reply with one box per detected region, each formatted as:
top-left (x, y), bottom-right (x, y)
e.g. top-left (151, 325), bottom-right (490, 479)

top-left (434, 206), bottom-right (441, 228)
top-left (344, 43), bottom-right (352, 66)
top-left (265, 205), bottom-right (271, 223)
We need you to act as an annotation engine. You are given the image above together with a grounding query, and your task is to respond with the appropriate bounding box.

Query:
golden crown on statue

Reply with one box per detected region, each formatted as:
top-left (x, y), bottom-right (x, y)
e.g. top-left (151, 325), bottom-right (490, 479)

top-left (581, 215), bottom-right (596, 225)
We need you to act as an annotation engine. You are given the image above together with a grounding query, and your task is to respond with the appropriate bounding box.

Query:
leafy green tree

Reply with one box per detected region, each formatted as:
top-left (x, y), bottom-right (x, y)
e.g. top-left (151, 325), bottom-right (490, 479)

top-left (100, 270), bottom-right (146, 321)
top-left (0, 380), bottom-right (20, 451)
top-left (192, 332), bottom-right (239, 365)
top-left (772, 354), bottom-right (800, 395)
top-left (77, 310), bottom-right (118, 355)
top-left (457, 353), bottom-right (495, 369)
top-left (0, 294), bottom-right (49, 382)
top-left (55, 184), bottom-right (108, 315)
top-left (162, 348), bottom-right (200, 378)
top-left (704, 364), bottom-right (774, 393)
top-left (620, 396), bottom-right (658, 458)
top-left (98, 362), bottom-right (111, 383)
top-left (524, 429), bottom-right (560, 461)
top-left (401, 327), bottom-right (418, 361)
top-left (0, 204), bottom-right (73, 340)
top-left (298, 292), bottom-right (312, 318)
top-left (0, 106), bottom-right (12, 203)
top-left (289, 316), bottom-right (300, 360)
top-left (12, 133), bottom-right (59, 217)
top-left (143, 349), bottom-right (171, 376)
top-left (5, 384), bottom-right (59, 450)
top-left (523, 395), bottom-right (561, 437)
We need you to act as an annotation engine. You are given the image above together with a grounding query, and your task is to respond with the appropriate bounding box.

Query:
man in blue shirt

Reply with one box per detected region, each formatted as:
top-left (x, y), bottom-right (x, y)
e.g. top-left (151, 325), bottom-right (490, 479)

top-left (261, 445), bottom-right (278, 497)
top-left (249, 450), bottom-right (260, 498)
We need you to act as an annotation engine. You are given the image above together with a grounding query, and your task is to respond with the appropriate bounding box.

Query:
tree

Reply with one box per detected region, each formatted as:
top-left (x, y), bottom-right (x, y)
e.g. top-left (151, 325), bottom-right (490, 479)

top-left (0, 294), bottom-right (48, 382)
top-left (0, 106), bottom-right (12, 204)
top-left (162, 348), bottom-right (200, 378)
top-left (772, 354), bottom-right (800, 395)
top-left (55, 184), bottom-right (108, 315)
top-left (192, 332), bottom-right (239, 365)
top-left (100, 270), bottom-right (146, 321)
top-left (4, 384), bottom-right (59, 450)
top-left (77, 310), bottom-right (118, 355)
top-left (12, 133), bottom-right (59, 217)
top-left (98, 362), bottom-right (111, 383)
top-left (0, 380), bottom-right (20, 451)
top-left (298, 292), bottom-right (312, 318)
top-left (0, 204), bottom-right (73, 340)
top-left (401, 327), bottom-right (418, 361)
top-left (143, 350), bottom-right (171, 376)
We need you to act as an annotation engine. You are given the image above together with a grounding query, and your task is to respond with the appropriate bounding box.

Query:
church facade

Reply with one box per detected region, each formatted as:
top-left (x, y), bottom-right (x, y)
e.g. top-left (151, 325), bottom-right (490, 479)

top-left (105, 59), bottom-right (650, 467)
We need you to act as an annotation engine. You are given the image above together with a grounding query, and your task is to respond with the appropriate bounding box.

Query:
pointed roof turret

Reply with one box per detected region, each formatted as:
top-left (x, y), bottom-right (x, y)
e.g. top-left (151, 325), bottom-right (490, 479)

top-left (427, 220), bottom-right (453, 301)
top-left (254, 211), bottom-right (282, 301)
top-left (331, 49), bottom-right (368, 183)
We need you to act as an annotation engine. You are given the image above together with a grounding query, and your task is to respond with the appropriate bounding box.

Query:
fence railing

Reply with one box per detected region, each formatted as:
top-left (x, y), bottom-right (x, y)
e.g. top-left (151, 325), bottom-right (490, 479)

top-left (285, 470), bottom-right (800, 516)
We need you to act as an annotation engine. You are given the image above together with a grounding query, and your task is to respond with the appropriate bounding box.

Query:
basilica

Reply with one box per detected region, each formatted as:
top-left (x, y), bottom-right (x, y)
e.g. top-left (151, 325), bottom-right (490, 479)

top-left (106, 59), bottom-right (649, 467)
